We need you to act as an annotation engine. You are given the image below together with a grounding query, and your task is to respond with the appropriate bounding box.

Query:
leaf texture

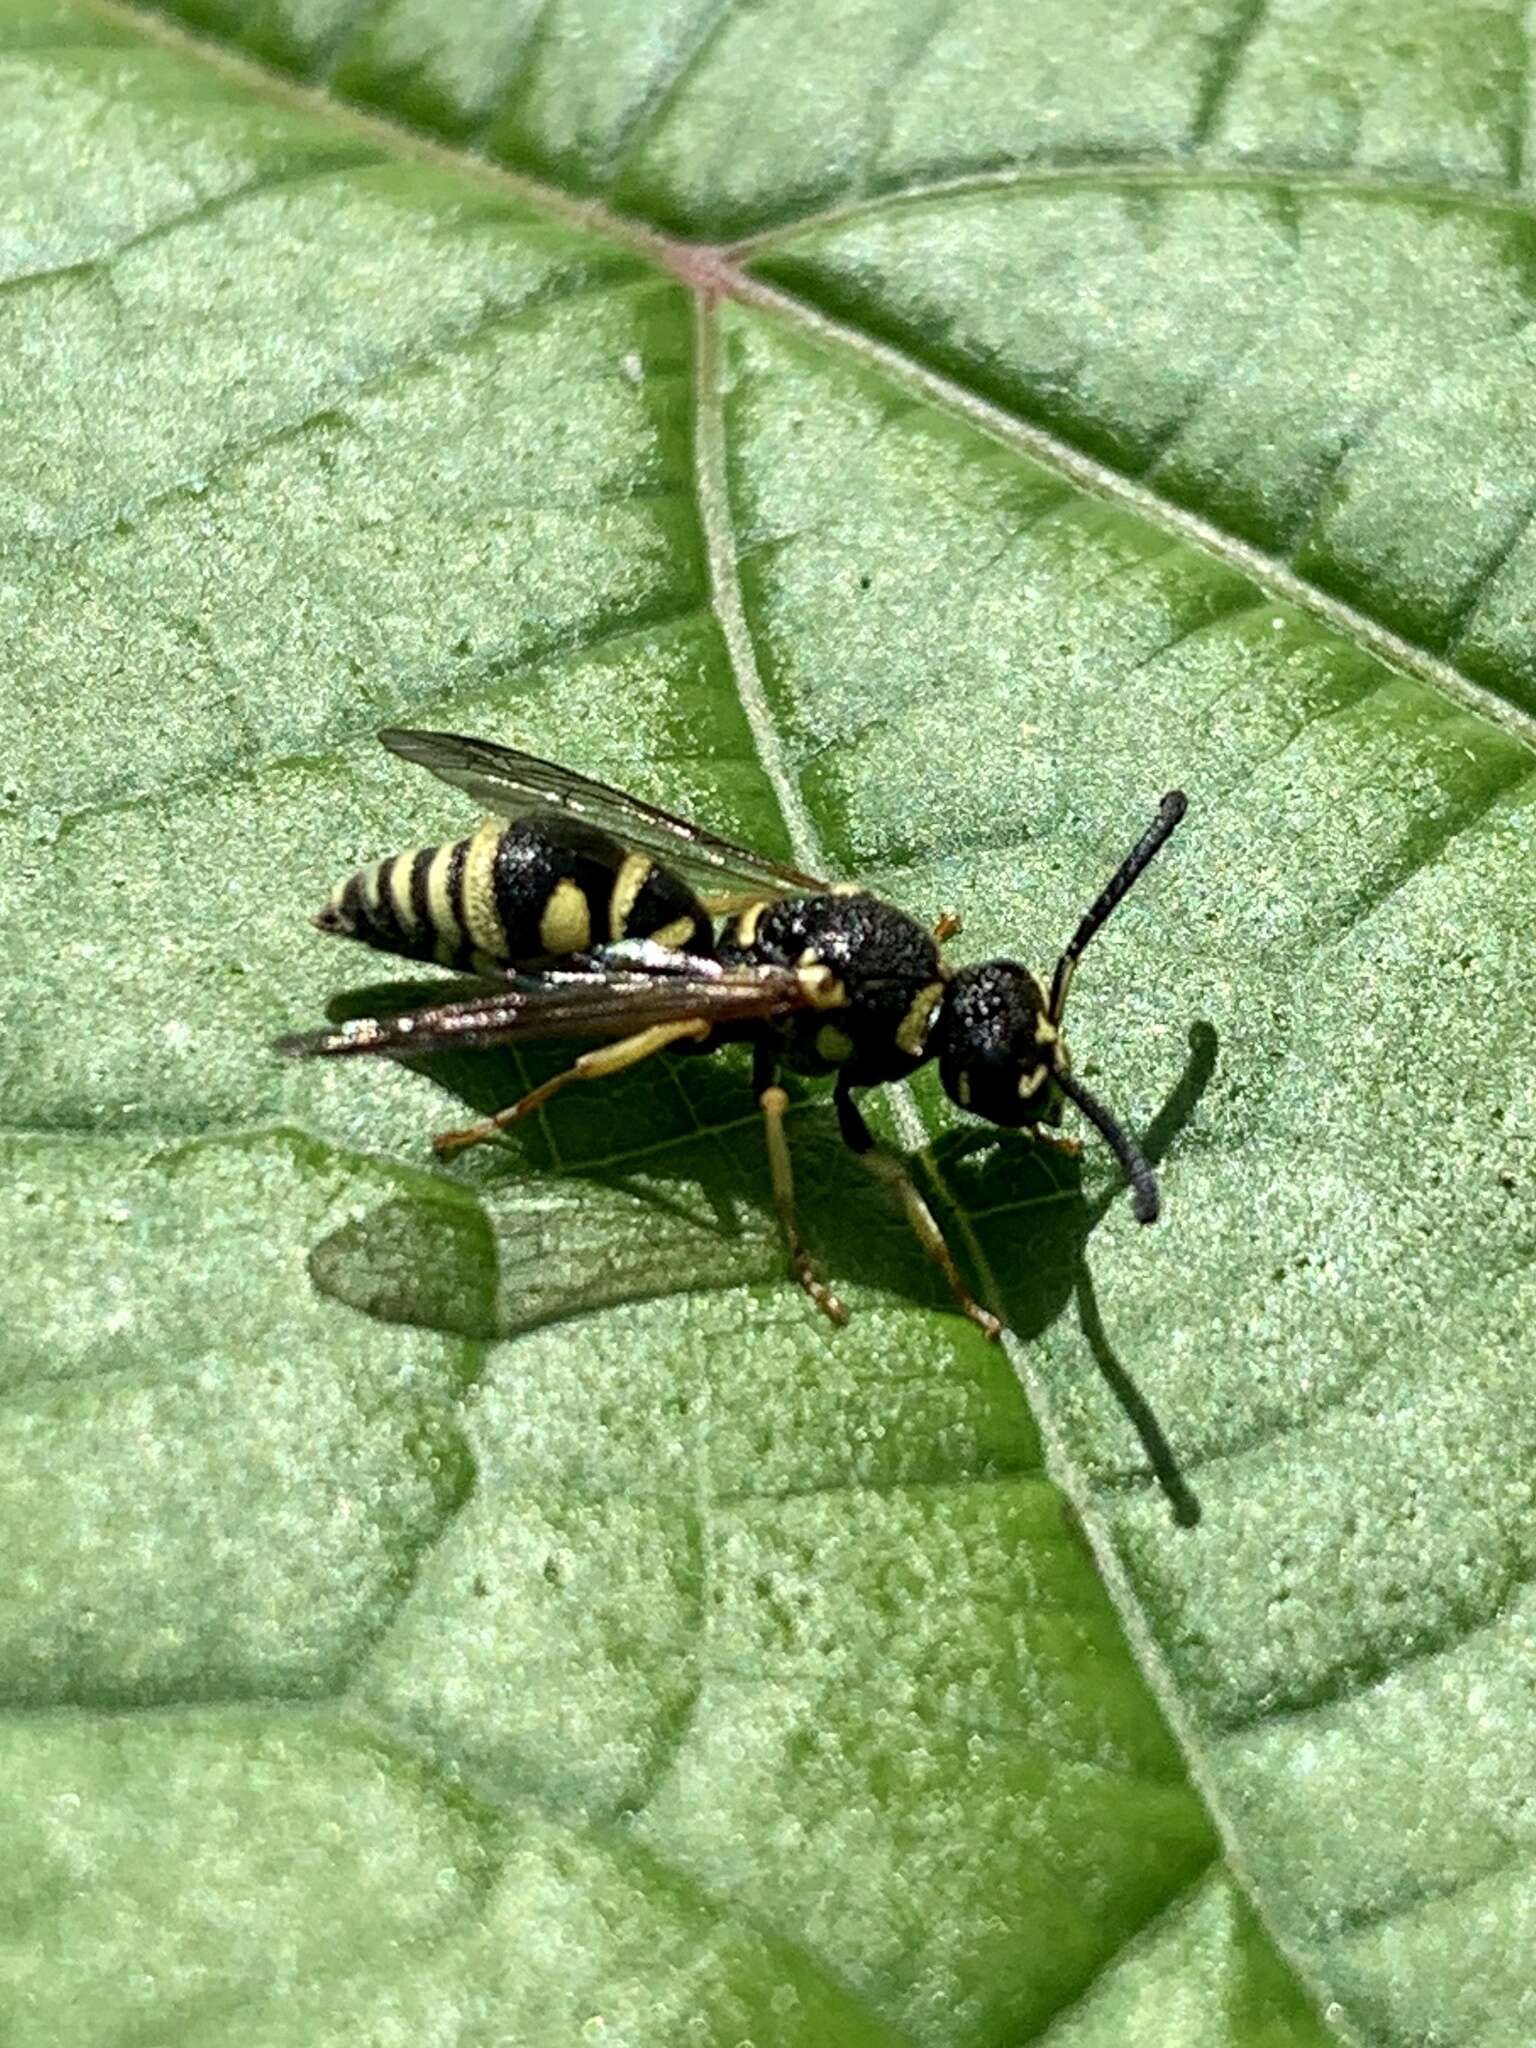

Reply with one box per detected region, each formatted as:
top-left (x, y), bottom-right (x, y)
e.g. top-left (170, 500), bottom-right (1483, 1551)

top-left (4, 2), bottom-right (1534, 2042)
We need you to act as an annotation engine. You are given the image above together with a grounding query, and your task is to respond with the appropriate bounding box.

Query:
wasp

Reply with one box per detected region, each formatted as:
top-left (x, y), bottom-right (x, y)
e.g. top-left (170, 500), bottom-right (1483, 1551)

top-left (278, 729), bottom-right (1186, 1338)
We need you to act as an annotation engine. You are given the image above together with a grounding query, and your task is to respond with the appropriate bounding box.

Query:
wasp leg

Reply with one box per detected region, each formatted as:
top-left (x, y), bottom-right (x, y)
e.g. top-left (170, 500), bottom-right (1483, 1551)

top-left (754, 1047), bottom-right (849, 1328)
top-left (835, 1078), bottom-right (1002, 1341)
top-left (432, 1018), bottom-right (709, 1157)
top-left (931, 909), bottom-right (963, 944)
top-left (1025, 1127), bottom-right (1083, 1160)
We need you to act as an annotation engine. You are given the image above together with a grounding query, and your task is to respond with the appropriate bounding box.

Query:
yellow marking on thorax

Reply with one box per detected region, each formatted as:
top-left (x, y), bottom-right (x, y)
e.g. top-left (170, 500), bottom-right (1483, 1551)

top-left (389, 852), bottom-right (423, 935)
top-left (896, 980), bottom-right (945, 1058)
top-left (650, 915), bottom-right (696, 950)
top-left (1018, 1064), bottom-right (1047, 1097)
top-left (539, 877), bottom-right (593, 955)
top-left (609, 852), bottom-right (653, 939)
top-left (816, 1024), bottom-right (855, 1064)
top-left (734, 900), bottom-right (769, 947)
top-left (460, 820), bottom-right (505, 954)
top-left (796, 962), bottom-right (846, 1008)
top-left (426, 842), bottom-right (461, 957)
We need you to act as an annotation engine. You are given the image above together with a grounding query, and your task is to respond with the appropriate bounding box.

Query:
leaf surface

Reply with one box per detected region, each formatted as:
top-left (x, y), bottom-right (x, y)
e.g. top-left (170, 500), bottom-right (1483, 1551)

top-left (5, 2), bottom-right (1535, 2042)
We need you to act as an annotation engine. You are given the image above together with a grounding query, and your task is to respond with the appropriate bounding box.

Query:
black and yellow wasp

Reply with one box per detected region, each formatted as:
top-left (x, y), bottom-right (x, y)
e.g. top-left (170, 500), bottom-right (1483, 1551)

top-left (278, 729), bottom-right (1186, 1337)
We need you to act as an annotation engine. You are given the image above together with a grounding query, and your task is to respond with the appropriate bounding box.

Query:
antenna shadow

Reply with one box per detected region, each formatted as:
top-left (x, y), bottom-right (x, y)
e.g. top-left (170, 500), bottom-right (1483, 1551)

top-left (927, 1019), bottom-right (1217, 1525)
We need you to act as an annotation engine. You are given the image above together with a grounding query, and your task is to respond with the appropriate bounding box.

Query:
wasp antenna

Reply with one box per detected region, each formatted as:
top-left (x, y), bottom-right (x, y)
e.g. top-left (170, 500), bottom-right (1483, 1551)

top-left (1049, 791), bottom-right (1186, 1022)
top-left (1052, 1066), bottom-right (1161, 1223)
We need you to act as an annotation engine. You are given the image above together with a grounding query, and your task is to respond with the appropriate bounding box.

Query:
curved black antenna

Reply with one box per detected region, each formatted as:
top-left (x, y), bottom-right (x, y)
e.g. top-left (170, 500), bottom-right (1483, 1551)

top-left (1050, 790), bottom-right (1187, 1022)
top-left (1052, 1065), bottom-right (1161, 1223)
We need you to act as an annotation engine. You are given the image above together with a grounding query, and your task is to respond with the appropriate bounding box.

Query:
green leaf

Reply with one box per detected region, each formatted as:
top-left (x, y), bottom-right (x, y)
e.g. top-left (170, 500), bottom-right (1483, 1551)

top-left (4, 0), bottom-right (1533, 2041)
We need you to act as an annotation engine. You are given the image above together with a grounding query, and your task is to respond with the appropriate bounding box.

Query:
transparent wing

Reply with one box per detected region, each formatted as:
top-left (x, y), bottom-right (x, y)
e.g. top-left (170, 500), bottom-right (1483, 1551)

top-left (275, 955), bottom-right (823, 1062)
top-left (378, 727), bottom-right (829, 907)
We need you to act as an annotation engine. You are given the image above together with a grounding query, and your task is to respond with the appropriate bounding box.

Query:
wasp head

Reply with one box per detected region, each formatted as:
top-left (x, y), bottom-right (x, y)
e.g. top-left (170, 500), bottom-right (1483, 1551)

top-left (931, 793), bottom-right (1187, 1223)
top-left (935, 961), bottom-right (1063, 1128)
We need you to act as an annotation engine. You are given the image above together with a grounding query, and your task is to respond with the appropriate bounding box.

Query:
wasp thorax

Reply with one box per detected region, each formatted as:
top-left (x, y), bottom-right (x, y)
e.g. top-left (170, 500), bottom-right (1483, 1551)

top-left (936, 960), bottom-right (1063, 1127)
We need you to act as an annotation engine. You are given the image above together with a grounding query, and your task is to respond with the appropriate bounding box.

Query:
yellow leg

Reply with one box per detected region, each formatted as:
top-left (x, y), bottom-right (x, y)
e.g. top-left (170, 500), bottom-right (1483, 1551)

top-left (855, 1147), bottom-right (1002, 1340)
top-left (835, 1081), bottom-right (1001, 1340)
top-left (759, 1084), bottom-right (849, 1327)
top-left (433, 1019), bottom-right (708, 1157)
top-left (931, 909), bottom-right (963, 944)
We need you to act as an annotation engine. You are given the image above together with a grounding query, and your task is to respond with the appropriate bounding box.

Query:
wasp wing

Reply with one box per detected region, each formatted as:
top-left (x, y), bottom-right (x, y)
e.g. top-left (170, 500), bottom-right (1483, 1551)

top-left (378, 727), bottom-right (829, 908)
top-left (275, 956), bottom-right (824, 1062)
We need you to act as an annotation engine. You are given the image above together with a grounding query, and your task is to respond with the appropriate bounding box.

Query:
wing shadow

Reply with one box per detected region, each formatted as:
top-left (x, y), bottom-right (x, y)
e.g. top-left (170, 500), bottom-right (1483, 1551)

top-left (305, 975), bottom-right (1216, 1522)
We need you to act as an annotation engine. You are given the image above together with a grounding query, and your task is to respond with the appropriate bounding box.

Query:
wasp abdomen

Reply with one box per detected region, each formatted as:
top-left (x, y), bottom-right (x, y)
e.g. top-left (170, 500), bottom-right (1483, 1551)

top-left (317, 817), bottom-right (713, 973)
top-left (317, 842), bottom-right (460, 967)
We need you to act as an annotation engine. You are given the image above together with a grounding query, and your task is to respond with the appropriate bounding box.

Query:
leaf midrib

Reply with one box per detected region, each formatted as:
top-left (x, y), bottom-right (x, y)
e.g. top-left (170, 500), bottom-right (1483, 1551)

top-left (60, 0), bottom-right (1536, 764)
top-left (687, 203), bottom-right (1334, 2041)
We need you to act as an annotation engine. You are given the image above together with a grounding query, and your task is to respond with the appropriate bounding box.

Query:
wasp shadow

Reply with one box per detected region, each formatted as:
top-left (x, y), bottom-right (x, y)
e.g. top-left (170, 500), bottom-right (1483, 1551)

top-left (927, 1020), bottom-right (1217, 1527)
top-left (308, 976), bottom-right (1215, 1521)
top-left (309, 974), bottom-right (944, 1328)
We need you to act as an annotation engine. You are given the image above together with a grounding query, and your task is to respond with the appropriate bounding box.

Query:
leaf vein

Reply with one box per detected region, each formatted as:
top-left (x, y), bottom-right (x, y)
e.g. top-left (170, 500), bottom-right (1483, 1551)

top-left (1189, 0), bottom-right (1269, 149)
top-left (36, 593), bottom-right (712, 837)
top-left (728, 158), bottom-right (1536, 257)
top-left (75, 2), bottom-right (1536, 750)
top-left (690, 291), bottom-right (830, 874)
top-left (1033, 1858), bottom-right (1221, 2045)
top-left (1213, 1564), bottom-right (1536, 1741)
top-left (8, 262), bottom-right (657, 558)
top-left (606, 0), bottom-right (741, 187)
top-left (725, 270), bottom-right (1536, 759)
top-left (0, 147), bottom-right (384, 301)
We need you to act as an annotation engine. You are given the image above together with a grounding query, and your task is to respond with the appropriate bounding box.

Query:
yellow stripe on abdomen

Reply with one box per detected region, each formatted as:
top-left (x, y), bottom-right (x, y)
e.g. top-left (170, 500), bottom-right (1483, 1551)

top-left (426, 841), bottom-right (462, 963)
top-left (388, 852), bottom-right (422, 938)
top-left (459, 820), bottom-right (505, 955)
